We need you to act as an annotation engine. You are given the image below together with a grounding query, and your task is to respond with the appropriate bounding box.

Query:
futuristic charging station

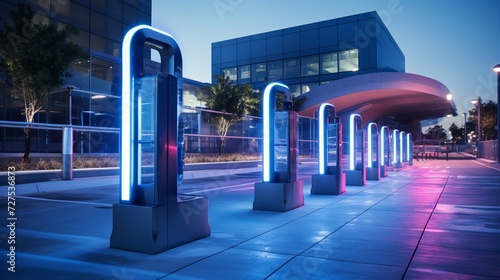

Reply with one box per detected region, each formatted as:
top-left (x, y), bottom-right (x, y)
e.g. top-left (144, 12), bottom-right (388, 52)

top-left (254, 82), bottom-right (304, 212)
top-left (400, 131), bottom-right (406, 166)
top-left (110, 25), bottom-right (210, 254)
top-left (311, 103), bottom-right (346, 195)
top-left (392, 129), bottom-right (401, 168)
top-left (380, 126), bottom-right (390, 177)
top-left (366, 122), bottom-right (380, 180)
top-left (407, 133), bottom-right (413, 165)
top-left (345, 114), bottom-right (366, 186)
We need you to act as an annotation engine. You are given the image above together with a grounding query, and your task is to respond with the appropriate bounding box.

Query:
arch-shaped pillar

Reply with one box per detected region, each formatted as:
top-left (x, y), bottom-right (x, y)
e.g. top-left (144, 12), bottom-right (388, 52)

top-left (380, 126), bottom-right (390, 177)
top-left (311, 103), bottom-right (346, 194)
top-left (254, 82), bottom-right (303, 211)
top-left (345, 114), bottom-right (366, 186)
top-left (392, 129), bottom-right (401, 168)
top-left (400, 131), bottom-right (406, 164)
top-left (407, 133), bottom-right (413, 165)
top-left (111, 25), bottom-right (210, 254)
top-left (366, 122), bottom-right (380, 180)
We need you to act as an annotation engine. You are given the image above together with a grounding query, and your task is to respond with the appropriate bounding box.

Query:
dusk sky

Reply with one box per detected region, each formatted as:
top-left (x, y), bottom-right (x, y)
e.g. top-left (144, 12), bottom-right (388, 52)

top-left (152, 0), bottom-right (500, 128)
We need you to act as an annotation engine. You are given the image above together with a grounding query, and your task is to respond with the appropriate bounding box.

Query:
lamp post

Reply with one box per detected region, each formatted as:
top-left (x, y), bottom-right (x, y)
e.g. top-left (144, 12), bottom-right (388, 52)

top-left (471, 97), bottom-right (482, 158)
top-left (463, 112), bottom-right (467, 145)
top-left (493, 64), bottom-right (500, 162)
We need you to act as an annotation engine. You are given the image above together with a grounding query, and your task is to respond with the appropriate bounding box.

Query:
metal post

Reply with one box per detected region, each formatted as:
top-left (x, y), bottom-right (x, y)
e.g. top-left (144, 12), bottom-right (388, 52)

top-left (463, 113), bottom-right (467, 146)
top-left (497, 70), bottom-right (500, 162)
top-left (62, 126), bottom-right (73, 180)
top-left (478, 97), bottom-right (482, 158)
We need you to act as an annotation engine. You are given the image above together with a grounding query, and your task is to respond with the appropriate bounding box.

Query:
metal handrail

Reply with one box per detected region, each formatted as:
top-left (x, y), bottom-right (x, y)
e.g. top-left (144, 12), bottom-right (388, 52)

top-left (0, 120), bottom-right (120, 133)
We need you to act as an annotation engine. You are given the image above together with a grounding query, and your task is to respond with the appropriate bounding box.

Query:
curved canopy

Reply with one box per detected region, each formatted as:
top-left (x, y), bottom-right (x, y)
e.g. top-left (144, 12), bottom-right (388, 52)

top-left (298, 72), bottom-right (457, 124)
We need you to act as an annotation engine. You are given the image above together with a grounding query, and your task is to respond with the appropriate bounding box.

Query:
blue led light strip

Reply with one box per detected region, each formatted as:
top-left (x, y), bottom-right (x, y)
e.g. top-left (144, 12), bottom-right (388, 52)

top-left (318, 103), bottom-right (335, 175)
top-left (406, 133), bottom-right (412, 162)
top-left (392, 129), bottom-right (399, 164)
top-left (380, 126), bottom-right (389, 166)
top-left (349, 114), bottom-right (361, 171)
top-left (120, 25), bottom-right (180, 202)
top-left (399, 131), bottom-right (405, 163)
top-left (367, 122), bottom-right (377, 168)
top-left (262, 82), bottom-right (290, 182)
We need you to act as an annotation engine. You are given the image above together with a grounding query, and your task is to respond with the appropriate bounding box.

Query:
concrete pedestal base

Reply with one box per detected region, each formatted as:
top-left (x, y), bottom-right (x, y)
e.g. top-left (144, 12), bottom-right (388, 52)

top-left (311, 173), bottom-right (346, 195)
top-left (345, 169), bottom-right (366, 186)
top-left (253, 181), bottom-right (304, 212)
top-left (366, 167), bottom-right (380, 180)
top-left (380, 165), bottom-right (388, 177)
top-left (110, 195), bottom-right (210, 254)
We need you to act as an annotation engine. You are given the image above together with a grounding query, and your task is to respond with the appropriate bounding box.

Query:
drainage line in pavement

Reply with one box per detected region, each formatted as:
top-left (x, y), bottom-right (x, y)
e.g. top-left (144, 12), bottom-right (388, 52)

top-left (401, 172), bottom-right (449, 279)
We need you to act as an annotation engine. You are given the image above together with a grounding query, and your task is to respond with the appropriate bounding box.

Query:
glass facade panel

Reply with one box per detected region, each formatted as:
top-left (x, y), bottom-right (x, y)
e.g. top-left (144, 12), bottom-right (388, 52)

top-left (67, 57), bottom-right (91, 91)
top-left (90, 57), bottom-right (120, 95)
top-left (301, 82), bottom-right (318, 95)
top-left (339, 49), bottom-right (359, 72)
top-left (301, 55), bottom-right (319, 76)
top-left (288, 84), bottom-right (300, 97)
top-left (0, 0), bottom-right (151, 154)
top-left (252, 63), bottom-right (266, 82)
top-left (239, 65), bottom-right (251, 84)
top-left (274, 112), bottom-right (289, 172)
top-left (267, 60), bottom-right (283, 82)
top-left (89, 33), bottom-right (106, 54)
top-left (222, 67), bottom-right (237, 82)
top-left (321, 52), bottom-right (338, 74)
top-left (284, 58), bottom-right (300, 79)
top-left (137, 75), bottom-right (156, 185)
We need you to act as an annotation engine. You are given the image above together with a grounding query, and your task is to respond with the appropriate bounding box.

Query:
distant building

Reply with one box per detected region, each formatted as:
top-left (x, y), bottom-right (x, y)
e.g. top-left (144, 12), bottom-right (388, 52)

top-left (211, 11), bottom-right (455, 137)
top-left (212, 11), bottom-right (404, 96)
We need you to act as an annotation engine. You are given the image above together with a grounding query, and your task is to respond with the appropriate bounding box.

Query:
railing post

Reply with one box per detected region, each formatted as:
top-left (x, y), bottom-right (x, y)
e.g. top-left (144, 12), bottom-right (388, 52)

top-left (62, 126), bottom-right (73, 180)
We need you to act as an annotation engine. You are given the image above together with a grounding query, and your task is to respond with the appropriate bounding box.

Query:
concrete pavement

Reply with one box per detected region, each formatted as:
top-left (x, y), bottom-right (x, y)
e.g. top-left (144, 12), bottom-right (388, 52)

top-left (1, 153), bottom-right (500, 279)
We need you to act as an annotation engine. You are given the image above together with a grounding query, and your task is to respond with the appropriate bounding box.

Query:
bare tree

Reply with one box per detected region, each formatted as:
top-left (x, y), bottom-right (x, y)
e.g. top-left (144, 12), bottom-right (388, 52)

top-left (0, 4), bottom-right (81, 162)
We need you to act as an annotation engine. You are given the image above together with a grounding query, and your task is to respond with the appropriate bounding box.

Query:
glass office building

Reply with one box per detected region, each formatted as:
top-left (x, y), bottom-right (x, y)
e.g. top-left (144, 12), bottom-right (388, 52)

top-left (212, 11), bottom-right (405, 96)
top-left (0, 0), bottom-right (209, 154)
top-left (0, 0), bottom-right (152, 153)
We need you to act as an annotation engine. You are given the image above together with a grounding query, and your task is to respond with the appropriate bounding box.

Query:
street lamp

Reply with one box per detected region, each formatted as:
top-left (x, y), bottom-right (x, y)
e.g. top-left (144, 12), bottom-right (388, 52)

top-left (493, 64), bottom-right (500, 162)
top-left (471, 97), bottom-right (482, 158)
top-left (463, 112), bottom-right (467, 145)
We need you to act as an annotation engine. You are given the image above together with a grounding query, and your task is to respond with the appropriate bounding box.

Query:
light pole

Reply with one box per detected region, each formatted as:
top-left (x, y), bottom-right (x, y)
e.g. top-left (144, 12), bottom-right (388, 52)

top-left (463, 112), bottom-right (467, 145)
top-left (493, 64), bottom-right (500, 162)
top-left (471, 97), bottom-right (482, 158)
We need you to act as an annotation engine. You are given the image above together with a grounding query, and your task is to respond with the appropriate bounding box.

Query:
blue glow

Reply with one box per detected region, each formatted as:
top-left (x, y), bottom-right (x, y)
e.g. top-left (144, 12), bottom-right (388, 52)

top-left (392, 129), bottom-right (399, 164)
top-left (262, 82), bottom-right (289, 182)
top-left (120, 25), bottom-right (142, 201)
top-left (380, 126), bottom-right (389, 166)
top-left (137, 92), bottom-right (143, 185)
top-left (349, 114), bottom-right (361, 171)
top-left (399, 131), bottom-right (405, 163)
top-left (120, 25), bottom-right (178, 201)
top-left (406, 133), bottom-right (412, 162)
top-left (318, 103), bottom-right (334, 175)
top-left (367, 122), bottom-right (377, 168)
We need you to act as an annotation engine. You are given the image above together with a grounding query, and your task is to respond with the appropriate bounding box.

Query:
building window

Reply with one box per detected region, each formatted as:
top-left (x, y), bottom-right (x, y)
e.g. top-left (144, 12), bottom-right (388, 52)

top-left (239, 65), bottom-right (251, 84)
top-left (252, 63), bottom-right (266, 82)
top-left (222, 67), bottom-right (237, 82)
top-left (288, 84), bottom-right (301, 97)
top-left (267, 60), bottom-right (283, 82)
top-left (301, 82), bottom-right (318, 94)
top-left (321, 52), bottom-right (338, 74)
top-left (301, 55), bottom-right (319, 76)
top-left (339, 49), bottom-right (359, 72)
top-left (284, 58), bottom-right (300, 79)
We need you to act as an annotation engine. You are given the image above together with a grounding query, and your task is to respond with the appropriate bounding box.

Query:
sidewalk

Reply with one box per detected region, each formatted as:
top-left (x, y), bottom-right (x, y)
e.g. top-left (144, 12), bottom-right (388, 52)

top-left (1, 153), bottom-right (499, 279)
